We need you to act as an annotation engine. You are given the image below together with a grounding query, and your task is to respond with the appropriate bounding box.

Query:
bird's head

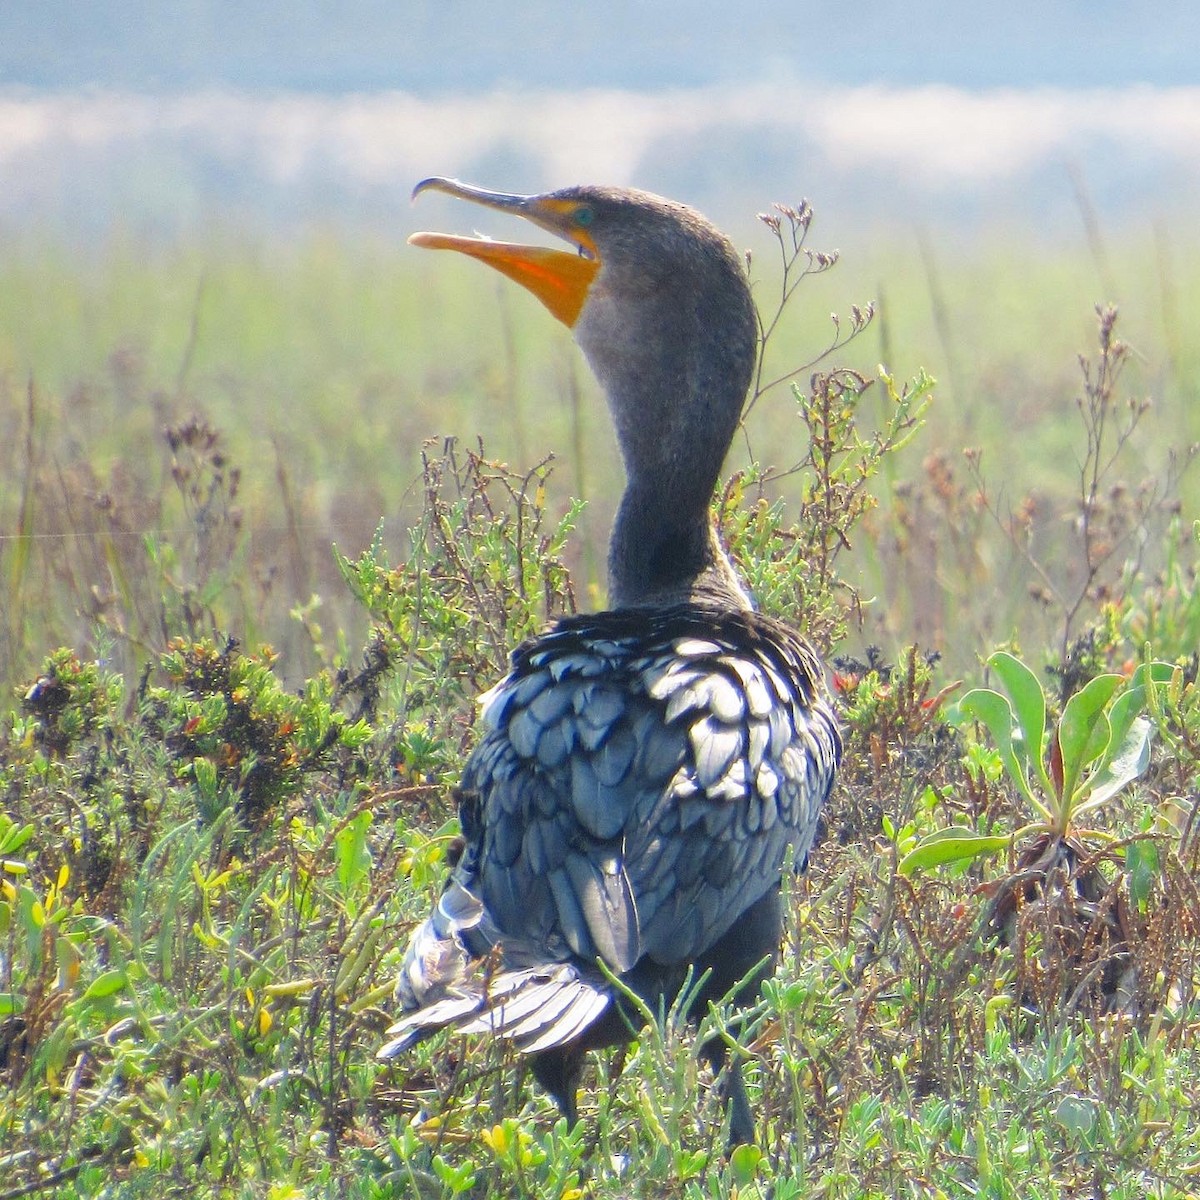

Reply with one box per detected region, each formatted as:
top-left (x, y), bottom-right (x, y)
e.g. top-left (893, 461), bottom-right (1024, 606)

top-left (409, 179), bottom-right (756, 428)
top-left (410, 177), bottom-right (759, 606)
top-left (410, 177), bottom-right (603, 327)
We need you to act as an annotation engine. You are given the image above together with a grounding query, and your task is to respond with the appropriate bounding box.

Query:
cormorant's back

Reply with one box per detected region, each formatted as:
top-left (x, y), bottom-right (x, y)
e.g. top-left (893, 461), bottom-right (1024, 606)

top-left (384, 606), bottom-right (839, 1064)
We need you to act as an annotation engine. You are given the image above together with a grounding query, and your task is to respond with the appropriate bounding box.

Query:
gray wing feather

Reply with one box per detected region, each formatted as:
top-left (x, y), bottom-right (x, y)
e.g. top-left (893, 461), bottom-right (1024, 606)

top-left (388, 606), bottom-right (841, 1059)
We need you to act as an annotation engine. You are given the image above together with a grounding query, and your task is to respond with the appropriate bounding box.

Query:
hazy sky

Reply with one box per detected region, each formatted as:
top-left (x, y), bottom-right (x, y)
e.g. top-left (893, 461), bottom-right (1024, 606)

top-left (2, 3), bottom-right (1197, 241)
top-left (3, 1), bottom-right (1195, 93)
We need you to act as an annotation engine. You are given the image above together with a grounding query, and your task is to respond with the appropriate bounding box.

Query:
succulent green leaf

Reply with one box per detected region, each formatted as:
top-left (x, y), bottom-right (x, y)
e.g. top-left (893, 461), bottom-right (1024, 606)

top-left (82, 969), bottom-right (129, 1001)
top-left (0, 818), bottom-right (35, 856)
top-left (1056, 674), bottom-right (1123, 805)
top-left (1075, 715), bottom-right (1155, 816)
top-left (957, 687), bottom-right (1049, 818)
top-left (1125, 838), bottom-right (1160, 912)
top-left (987, 651), bottom-right (1049, 792)
top-left (898, 828), bottom-right (1012, 876)
top-left (1055, 1095), bottom-right (1098, 1138)
top-left (335, 810), bottom-right (373, 905)
top-left (1107, 661), bottom-right (1174, 751)
top-left (729, 1143), bottom-right (763, 1185)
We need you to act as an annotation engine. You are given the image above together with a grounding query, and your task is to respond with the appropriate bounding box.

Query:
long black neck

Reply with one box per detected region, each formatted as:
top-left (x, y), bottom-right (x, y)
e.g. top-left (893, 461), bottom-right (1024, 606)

top-left (601, 345), bottom-right (753, 609)
top-left (572, 201), bottom-right (759, 611)
top-left (609, 481), bottom-right (745, 610)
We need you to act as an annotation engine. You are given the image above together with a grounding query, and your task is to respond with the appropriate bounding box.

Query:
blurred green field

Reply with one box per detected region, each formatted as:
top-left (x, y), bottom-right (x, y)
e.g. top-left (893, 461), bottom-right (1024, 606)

top-left (1, 216), bottom-right (1197, 693)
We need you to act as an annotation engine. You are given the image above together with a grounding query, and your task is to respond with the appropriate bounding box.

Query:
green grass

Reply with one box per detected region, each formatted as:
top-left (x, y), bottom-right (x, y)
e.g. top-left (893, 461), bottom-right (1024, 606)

top-left (1, 215), bottom-right (1199, 1198)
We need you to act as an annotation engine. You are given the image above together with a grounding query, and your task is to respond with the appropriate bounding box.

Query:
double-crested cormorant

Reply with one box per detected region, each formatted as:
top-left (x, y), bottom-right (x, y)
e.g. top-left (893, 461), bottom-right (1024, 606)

top-left (380, 178), bottom-right (842, 1146)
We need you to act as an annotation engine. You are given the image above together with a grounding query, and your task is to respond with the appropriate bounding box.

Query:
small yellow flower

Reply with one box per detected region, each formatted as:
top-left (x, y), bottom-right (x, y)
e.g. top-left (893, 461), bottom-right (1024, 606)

top-left (481, 1123), bottom-right (509, 1155)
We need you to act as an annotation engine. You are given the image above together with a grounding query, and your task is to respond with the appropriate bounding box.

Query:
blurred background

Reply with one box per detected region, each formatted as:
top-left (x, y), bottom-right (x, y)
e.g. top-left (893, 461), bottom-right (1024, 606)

top-left (3, 2), bottom-right (1198, 241)
top-left (1, 2), bottom-right (1197, 685)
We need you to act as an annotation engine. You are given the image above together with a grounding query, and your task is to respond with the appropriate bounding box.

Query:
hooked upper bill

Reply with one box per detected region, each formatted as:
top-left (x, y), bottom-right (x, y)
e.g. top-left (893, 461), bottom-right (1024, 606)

top-left (409, 177), bottom-right (599, 328)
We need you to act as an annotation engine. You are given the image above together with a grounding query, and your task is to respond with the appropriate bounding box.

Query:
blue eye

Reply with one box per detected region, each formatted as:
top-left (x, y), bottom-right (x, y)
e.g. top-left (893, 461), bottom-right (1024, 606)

top-left (574, 205), bottom-right (595, 227)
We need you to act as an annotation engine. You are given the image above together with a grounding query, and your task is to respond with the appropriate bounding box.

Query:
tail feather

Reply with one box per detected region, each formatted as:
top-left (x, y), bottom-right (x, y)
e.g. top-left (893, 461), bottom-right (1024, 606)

top-left (378, 991), bottom-right (483, 1058)
top-left (456, 974), bottom-right (570, 1038)
top-left (380, 962), bottom-right (610, 1058)
top-left (380, 879), bottom-right (611, 1062)
top-left (456, 967), bottom-right (610, 1050)
top-left (516, 986), bottom-right (611, 1054)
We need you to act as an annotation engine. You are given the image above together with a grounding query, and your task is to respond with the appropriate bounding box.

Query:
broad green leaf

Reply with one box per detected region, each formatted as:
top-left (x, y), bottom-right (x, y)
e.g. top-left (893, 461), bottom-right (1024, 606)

top-left (1055, 1095), bottom-right (1098, 1138)
top-left (957, 688), bottom-right (1050, 819)
top-left (1107, 660), bottom-right (1174, 752)
top-left (988, 651), bottom-right (1051, 794)
top-left (899, 828), bottom-right (1012, 876)
top-left (1076, 716), bottom-right (1155, 816)
top-left (17, 886), bottom-right (45, 941)
top-left (82, 969), bottom-right (129, 1001)
top-left (1056, 674), bottom-right (1122, 805)
top-left (335, 810), bottom-right (373, 906)
top-left (1125, 838), bottom-right (1160, 912)
top-left (729, 1143), bottom-right (763, 1185)
top-left (0, 818), bottom-right (34, 855)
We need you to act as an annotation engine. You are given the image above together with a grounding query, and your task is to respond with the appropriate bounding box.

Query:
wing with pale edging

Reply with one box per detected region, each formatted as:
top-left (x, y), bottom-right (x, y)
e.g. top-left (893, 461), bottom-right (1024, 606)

top-left (465, 607), bottom-right (841, 977)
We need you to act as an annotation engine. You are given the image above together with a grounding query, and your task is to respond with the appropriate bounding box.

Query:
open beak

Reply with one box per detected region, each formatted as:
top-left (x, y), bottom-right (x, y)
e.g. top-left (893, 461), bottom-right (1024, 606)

top-left (409, 177), bottom-right (599, 328)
